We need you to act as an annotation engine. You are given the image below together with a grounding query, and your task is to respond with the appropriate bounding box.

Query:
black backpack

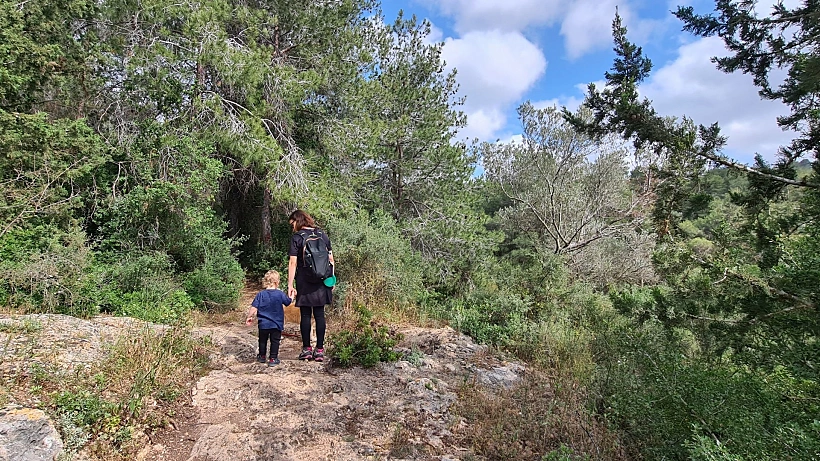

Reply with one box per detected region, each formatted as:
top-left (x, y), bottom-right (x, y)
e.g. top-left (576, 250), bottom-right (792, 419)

top-left (298, 229), bottom-right (333, 282)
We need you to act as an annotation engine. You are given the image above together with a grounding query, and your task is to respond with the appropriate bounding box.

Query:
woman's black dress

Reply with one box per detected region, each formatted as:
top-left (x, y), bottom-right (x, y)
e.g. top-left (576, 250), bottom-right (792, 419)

top-left (289, 228), bottom-right (333, 307)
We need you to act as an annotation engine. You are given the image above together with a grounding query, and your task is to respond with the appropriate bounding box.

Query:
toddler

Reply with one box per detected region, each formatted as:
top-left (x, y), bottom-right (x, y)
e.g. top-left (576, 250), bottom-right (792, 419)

top-left (246, 270), bottom-right (292, 366)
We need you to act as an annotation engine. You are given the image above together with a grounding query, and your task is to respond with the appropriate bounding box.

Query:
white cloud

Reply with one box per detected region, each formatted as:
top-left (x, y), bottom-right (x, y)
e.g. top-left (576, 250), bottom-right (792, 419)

top-left (672, 0), bottom-right (801, 20)
top-left (531, 96), bottom-right (583, 112)
top-left (561, 0), bottom-right (663, 59)
top-left (640, 36), bottom-right (795, 163)
top-left (560, 0), bottom-right (620, 58)
top-left (504, 134), bottom-right (524, 144)
top-left (780, 0), bottom-right (803, 8)
top-left (397, 0), bottom-right (797, 156)
top-left (530, 81), bottom-right (600, 114)
top-left (426, 23), bottom-right (444, 44)
top-left (441, 30), bottom-right (547, 139)
top-left (459, 108), bottom-right (508, 141)
top-left (416, 0), bottom-right (671, 141)
top-left (428, 0), bottom-right (659, 60)
top-left (443, 31), bottom-right (547, 107)
top-left (422, 0), bottom-right (565, 33)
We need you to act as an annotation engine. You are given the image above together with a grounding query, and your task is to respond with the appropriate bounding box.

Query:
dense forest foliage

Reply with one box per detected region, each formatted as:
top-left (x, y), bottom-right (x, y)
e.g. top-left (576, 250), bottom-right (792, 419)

top-left (1, 0), bottom-right (817, 458)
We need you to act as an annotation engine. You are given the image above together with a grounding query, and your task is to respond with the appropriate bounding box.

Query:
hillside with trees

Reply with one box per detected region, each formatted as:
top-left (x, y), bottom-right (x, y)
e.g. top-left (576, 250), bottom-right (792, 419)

top-left (1, 0), bottom-right (818, 459)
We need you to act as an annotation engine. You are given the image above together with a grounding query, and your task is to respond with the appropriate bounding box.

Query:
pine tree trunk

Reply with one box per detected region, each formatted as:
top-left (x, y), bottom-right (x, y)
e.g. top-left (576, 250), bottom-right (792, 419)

top-left (260, 187), bottom-right (272, 248)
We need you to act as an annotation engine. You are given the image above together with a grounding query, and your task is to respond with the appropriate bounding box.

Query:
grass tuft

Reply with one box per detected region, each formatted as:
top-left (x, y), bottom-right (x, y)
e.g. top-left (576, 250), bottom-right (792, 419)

top-left (4, 318), bottom-right (211, 460)
top-left (0, 317), bottom-right (42, 334)
top-left (452, 370), bottom-right (626, 460)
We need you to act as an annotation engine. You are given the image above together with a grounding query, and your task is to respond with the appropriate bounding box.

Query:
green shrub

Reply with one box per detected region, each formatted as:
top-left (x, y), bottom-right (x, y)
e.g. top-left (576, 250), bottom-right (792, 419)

top-left (39, 323), bottom-right (210, 458)
top-left (94, 246), bottom-right (241, 320)
top-left (114, 290), bottom-right (194, 324)
top-left (172, 211), bottom-right (244, 309)
top-left (0, 225), bottom-right (100, 316)
top-left (244, 246), bottom-right (289, 280)
top-left (0, 283), bottom-right (8, 307)
top-left (442, 271), bottom-right (616, 381)
top-left (0, 317), bottom-right (42, 334)
top-left (95, 251), bottom-right (181, 314)
top-left (91, 134), bottom-right (243, 310)
top-left (98, 245), bottom-right (242, 314)
top-left (593, 320), bottom-right (820, 460)
top-left (493, 245), bottom-right (572, 311)
top-left (101, 251), bottom-right (177, 292)
top-left (183, 266), bottom-right (242, 309)
top-left (446, 288), bottom-right (532, 348)
top-left (329, 304), bottom-right (403, 368)
top-left (533, 316), bottom-right (594, 379)
top-left (54, 390), bottom-right (132, 447)
top-left (608, 284), bottom-right (673, 322)
top-left (453, 371), bottom-right (625, 460)
top-left (327, 210), bottom-right (427, 317)
top-left (684, 433), bottom-right (744, 461)
top-left (542, 444), bottom-right (591, 461)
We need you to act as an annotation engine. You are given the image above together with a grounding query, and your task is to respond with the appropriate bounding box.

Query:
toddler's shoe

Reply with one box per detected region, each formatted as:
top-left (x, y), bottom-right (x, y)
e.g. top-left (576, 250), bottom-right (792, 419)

top-left (256, 354), bottom-right (266, 363)
top-left (268, 357), bottom-right (280, 367)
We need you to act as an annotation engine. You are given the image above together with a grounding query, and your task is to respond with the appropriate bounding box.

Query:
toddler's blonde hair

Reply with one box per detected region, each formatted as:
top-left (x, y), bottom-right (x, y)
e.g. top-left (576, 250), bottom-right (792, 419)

top-left (262, 270), bottom-right (280, 288)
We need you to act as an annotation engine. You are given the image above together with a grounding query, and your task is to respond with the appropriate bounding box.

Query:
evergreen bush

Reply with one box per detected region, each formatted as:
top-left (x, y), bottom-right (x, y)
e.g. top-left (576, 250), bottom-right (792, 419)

top-left (327, 210), bottom-right (427, 317)
top-left (0, 225), bottom-right (100, 317)
top-left (593, 320), bottom-right (820, 459)
top-left (329, 304), bottom-right (403, 368)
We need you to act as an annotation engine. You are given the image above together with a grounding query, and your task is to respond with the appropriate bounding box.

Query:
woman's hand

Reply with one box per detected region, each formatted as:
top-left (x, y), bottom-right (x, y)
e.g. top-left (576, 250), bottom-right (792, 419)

top-left (288, 286), bottom-right (297, 299)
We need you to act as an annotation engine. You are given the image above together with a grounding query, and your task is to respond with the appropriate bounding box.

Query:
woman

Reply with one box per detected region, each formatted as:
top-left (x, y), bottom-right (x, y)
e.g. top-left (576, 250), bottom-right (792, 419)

top-left (287, 209), bottom-right (334, 362)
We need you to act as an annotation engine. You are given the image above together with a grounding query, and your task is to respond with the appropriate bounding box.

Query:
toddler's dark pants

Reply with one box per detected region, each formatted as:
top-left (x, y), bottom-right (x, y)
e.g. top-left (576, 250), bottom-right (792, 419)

top-left (258, 328), bottom-right (282, 358)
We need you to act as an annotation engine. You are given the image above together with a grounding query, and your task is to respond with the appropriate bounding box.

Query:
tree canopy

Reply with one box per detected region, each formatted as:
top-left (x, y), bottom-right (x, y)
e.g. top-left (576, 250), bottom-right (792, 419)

top-left (1, 1), bottom-right (819, 459)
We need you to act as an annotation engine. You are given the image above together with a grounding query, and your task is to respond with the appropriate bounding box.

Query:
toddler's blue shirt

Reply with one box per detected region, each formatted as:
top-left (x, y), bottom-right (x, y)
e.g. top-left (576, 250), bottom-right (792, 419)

top-left (251, 288), bottom-right (291, 330)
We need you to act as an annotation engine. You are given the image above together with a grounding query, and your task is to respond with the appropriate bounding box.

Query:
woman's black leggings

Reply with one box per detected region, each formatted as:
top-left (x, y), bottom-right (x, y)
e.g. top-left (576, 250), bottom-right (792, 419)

top-left (299, 305), bottom-right (326, 349)
top-left (258, 328), bottom-right (281, 358)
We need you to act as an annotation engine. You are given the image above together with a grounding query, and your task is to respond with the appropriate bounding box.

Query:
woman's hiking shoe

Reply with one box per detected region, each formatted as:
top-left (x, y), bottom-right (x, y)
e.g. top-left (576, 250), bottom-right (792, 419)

top-left (256, 354), bottom-right (266, 363)
top-left (298, 347), bottom-right (313, 361)
top-left (268, 357), bottom-right (280, 367)
top-left (312, 348), bottom-right (324, 362)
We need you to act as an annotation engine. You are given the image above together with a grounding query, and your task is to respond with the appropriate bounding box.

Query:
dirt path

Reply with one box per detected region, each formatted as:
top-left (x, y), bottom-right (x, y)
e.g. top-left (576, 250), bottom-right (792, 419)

top-left (1, 285), bottom-right (525, 461)
top-left (131, 288), bottom-right (526, 461)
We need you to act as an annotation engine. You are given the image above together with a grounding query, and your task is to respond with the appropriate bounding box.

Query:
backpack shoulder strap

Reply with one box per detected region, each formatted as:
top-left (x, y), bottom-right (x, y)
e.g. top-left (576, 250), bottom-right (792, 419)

top-left (296, 230), bottom-right (308, 264)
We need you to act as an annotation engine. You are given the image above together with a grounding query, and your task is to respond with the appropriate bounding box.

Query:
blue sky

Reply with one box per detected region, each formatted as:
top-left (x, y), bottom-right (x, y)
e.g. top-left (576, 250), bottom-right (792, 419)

top-left (378, 0), bottom-right (798, 164)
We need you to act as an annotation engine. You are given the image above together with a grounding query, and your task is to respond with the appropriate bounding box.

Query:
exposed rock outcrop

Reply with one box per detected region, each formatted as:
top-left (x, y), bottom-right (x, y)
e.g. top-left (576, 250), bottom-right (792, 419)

top-left (1, 313), bottom-right (525, 461)
top-left (0, 406), bottom-right (63, 461)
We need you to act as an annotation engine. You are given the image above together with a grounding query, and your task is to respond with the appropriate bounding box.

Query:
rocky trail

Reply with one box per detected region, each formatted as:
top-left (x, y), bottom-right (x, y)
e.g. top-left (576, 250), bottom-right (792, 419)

top-left (1, 287), bottom-right (525, 461)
